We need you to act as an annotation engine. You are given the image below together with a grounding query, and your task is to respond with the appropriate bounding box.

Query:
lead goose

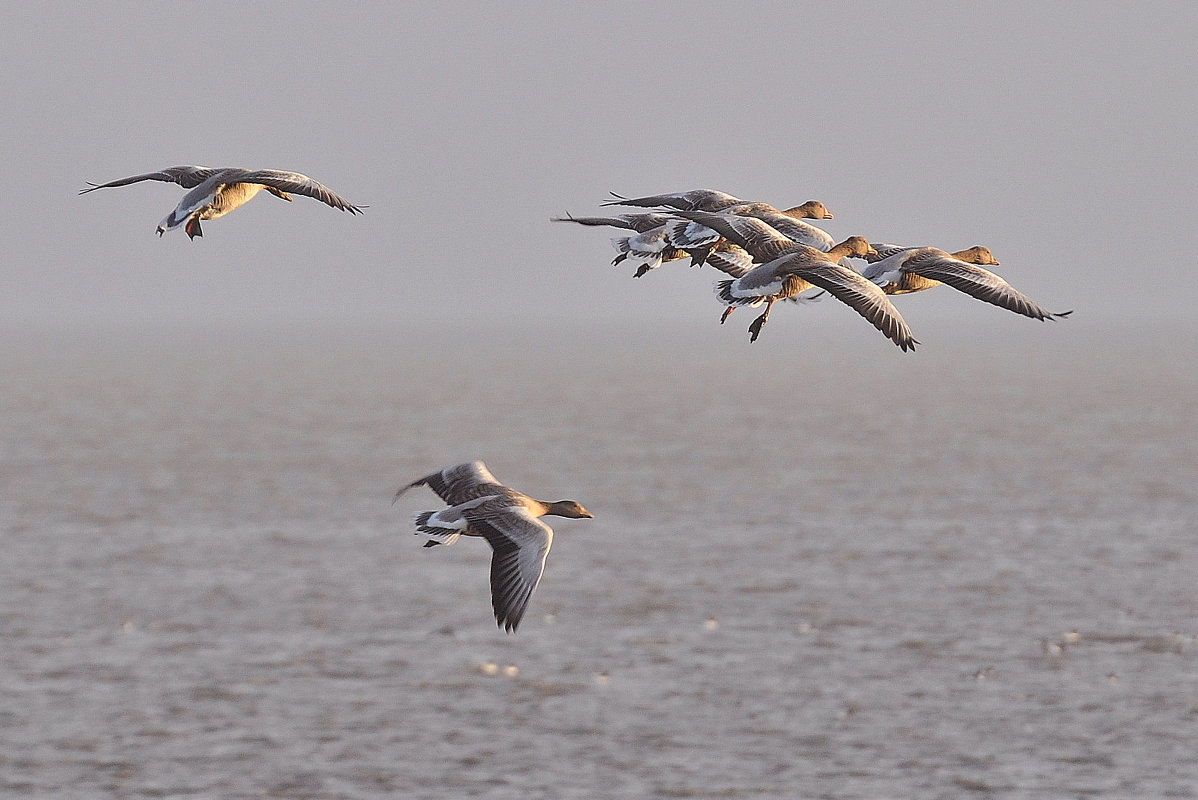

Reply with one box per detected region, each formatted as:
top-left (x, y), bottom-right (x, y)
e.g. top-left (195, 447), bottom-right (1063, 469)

top-left (671, 210), bottom-right (918, 350)
top-left (393, 461), bottom-right (593, 633)
top-left (861, 244), bottom-right (1072, 320)
top-left (80, 165), bottom-right (363, 239)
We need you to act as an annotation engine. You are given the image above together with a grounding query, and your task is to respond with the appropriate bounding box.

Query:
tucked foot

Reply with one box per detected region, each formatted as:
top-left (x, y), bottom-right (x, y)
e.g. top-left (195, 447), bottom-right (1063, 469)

top-left (747, 314), bottom-right (768, 342)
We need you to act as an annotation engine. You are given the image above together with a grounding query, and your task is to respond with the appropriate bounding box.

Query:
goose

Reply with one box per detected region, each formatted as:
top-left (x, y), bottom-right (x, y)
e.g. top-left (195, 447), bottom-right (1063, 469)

top-left (393, 461), bottom-right (593, 633)
top-left (671, 210), bottom-right (917, 350)
top-left (80, 165), bottom-right (363, 239)
top-left (552, 212), bottom-right (684, 276)
top-left (861, 244), bottom-right (1072, 320)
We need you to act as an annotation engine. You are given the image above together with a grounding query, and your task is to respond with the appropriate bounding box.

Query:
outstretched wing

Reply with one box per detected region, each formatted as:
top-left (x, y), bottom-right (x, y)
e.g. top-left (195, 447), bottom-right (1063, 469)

top-left (394, 461), bottom-right (506, 506)
top-left (749, 212), bottom-right (836, 252)
top-left (551, 212), bottom-right (676, 232)
top-left (472, 508), bottom-right (553, 633)
top-left (705, 244), bottom-right (756, 278)
top-left (603, 188), bottom-right (742, 211)
top-left (669, 210), bottom-right (795, 264)
top-left (228, 169), bottom-right (364, 213)
top-left (782, 256), bottom-right (920, 352)
top-left (79, 165), bottom-right (222, 194)
top-left (862, 243), bottom-right (914, 263)
top-left (903, 252), bottom-right (1070, 320)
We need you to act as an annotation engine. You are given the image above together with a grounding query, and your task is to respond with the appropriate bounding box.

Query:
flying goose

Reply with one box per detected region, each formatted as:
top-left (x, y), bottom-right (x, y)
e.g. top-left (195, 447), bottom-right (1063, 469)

top-left (671, 210), bottom-right (918, 350)
top-left (394, 461), bottom-right (593, 633)
top-left (861, 244), bottom-right (1072, 320)
top-left (552, 212), bottom-right (685, 276)
top-left (80, 165), bottom-right (363, 239)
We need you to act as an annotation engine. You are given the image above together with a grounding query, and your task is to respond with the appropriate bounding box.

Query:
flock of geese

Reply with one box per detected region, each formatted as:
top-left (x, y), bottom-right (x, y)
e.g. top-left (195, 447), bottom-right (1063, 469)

top-left (556, 187), bottom-right (1071, 349)
top-left (81, 169), bottom-right (1070, 632)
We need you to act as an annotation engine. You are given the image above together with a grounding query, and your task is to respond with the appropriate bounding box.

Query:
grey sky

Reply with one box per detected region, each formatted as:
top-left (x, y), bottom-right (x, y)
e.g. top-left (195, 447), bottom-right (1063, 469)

top-left (2, 2), bottom-right (1194, 332)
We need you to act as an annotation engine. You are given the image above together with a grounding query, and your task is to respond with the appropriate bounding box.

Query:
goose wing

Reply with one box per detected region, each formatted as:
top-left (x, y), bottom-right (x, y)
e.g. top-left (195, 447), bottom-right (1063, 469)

top-left (79, 165), bottom-right (223, 194)
top-left (778, 254), bottom-right (920, 351)
top-left (394, 461), bottom-right (506, 506)
top-left (863, 243), bottom-right (914, 263)
top-left (705, 244), bottom-right (756, 278)
top-left (603, 188), bottom-right (742, 211)
top-left (750, 212), bottom-right (836, 252)
top-left (471, 508), bottom-right (554, 632)
top-left (228, 169), bottom-right (364, 213)
top-left (668, 210), bottom-right (795, 264)
top-left (552, 212), bottom-right (676, 232)
top-left (901, 251), bottom-right (1069, 320)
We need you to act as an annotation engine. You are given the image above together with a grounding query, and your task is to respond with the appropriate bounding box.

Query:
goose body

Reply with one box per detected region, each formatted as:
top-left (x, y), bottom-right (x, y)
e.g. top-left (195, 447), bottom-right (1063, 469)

top-left (672, 210), bottom-right (917, 350)
top-left (394, 461), bottom-right (592, 632)
top-left (80, 165), bottom-right (363, 239)
top-left (861, 244), bottom-right (1071, 320)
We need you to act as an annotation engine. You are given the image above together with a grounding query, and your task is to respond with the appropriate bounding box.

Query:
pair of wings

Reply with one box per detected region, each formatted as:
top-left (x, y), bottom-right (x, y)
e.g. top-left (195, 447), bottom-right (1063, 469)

top-left (396, 461), bottom-right (552, 632)
top-left (80, 165), bottom-right (364, 214)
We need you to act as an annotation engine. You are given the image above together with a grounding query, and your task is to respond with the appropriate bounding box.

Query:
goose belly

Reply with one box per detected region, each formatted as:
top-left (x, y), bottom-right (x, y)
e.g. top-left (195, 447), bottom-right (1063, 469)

top-left (202, 183), bottom-right (266, 220)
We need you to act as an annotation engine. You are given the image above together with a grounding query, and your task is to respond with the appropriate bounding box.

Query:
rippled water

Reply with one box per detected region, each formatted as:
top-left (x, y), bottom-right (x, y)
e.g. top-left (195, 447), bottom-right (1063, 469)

top-left (2, 317), bottom-right (1195, 798)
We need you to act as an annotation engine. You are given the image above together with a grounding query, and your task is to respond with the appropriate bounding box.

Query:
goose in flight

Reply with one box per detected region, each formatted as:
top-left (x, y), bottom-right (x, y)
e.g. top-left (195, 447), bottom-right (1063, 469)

top-left (671, 210), bottom-right (917, 350)
top-left (394, 461), bottom-right (593, 633)
top-left (861, 244), bottom-right (1072, 320)
top-left (80, 165), bottom-right (364, 239)
top-left (552, 211), bottom-right (684, 276)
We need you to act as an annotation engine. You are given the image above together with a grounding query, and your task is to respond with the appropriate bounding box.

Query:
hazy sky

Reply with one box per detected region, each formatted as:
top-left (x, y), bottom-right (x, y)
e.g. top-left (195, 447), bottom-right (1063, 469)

top-left (2, 2), bottom-right (1194, 332)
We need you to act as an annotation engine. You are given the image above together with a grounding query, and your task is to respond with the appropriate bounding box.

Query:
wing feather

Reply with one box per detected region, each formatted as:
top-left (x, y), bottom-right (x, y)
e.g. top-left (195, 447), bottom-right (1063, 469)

top-left (903, 253), bottom-right (1066, 320)
top-left (225, 169), bottom-right (364, 213)
top-left (471, 510), bottom-right (553, 632)
top-left (79, 165), bottom-right (221, 194)
top-left (778, 256), bottom-right (920, 351)
top-left (394, 461), bottom-right (506, 506)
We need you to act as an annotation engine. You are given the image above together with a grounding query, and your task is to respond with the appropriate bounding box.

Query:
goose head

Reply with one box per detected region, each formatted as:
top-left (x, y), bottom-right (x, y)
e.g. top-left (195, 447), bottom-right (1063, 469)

top-left (546, 500), bottom-right (594, 519)
top-left (782, 200), bottom-right (833, 220)
top-left (952, 246), bottom-right (999, 266)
